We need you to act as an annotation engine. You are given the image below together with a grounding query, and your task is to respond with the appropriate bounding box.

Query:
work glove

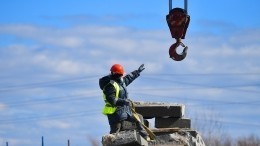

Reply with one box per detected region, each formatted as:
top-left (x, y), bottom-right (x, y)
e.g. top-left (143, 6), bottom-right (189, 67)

top-left (118, 99), bottom-right (130, 106)
top-left (116, 99), bottom-right (130, 106)
top-left (138, 64), bottom-right (145, 73)
top-left (126, 99), bottom-right (133, 106)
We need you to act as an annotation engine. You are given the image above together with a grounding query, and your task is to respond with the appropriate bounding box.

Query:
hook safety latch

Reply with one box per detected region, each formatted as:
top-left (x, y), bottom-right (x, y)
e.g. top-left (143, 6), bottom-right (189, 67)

top-left (169, 39), bottom-right (188, 61)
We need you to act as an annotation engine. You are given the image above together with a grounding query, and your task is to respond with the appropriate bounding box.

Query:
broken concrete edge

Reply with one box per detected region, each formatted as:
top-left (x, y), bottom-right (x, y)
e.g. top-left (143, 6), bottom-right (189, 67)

top-left (150, 128), bottom-right (200, 138)
top-left (102, 129), bottom-right (205, 146)
top-left (147, 130), bottom-right (206, 146)
top-left (102, 130), bottom-right (148, 146)
top-left (133, 101), bottom-right (185, 107)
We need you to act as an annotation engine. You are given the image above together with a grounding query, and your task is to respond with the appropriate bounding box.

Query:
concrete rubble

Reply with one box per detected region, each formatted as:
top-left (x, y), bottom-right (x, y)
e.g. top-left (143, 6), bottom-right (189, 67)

top-left (102, 130), bottom-right (148, 146)
top-left (102, 102), bottom-right (206, 146)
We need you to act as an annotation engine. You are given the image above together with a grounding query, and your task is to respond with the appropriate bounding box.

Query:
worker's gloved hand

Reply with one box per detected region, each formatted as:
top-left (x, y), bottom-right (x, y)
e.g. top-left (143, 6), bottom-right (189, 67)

top-left (116, 99), bottom-right (130, 106)
top-left (138, 64), bottom-right (145, 73)
top-left (124, 99), bottom-right (131, 106)
top-left (126, 99), bottom-right (133, 106)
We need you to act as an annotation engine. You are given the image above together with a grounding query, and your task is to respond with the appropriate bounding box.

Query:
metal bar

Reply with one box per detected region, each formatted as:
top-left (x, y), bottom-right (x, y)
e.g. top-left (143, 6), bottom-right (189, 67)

top-left (184, 0), bottom-right (188, 13)
top-left (169, 0), bottom-right (172, 12)
top-left (169, 0), bottom-right (188, 12)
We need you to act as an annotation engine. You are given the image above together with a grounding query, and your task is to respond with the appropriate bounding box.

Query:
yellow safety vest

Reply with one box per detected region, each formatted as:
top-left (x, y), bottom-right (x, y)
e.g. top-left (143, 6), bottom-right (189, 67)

top-left (102, 80), bottom-right (120, 115)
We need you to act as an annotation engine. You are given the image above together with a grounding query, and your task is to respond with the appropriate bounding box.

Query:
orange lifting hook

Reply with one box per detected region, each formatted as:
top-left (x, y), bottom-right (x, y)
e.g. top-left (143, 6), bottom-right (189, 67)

top-left (166, 0), bottom-right (190, 61)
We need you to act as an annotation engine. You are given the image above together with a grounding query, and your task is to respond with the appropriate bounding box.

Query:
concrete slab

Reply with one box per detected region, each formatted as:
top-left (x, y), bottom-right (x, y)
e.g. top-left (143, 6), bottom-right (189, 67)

top-left (102, 130), bottom-right (148, 146)
top-left (133, 102), bottom-right (185, 118)
top-left (155, 117), bottom-right (191, 129)
top-left (121, 121), bottom-right (137, 131)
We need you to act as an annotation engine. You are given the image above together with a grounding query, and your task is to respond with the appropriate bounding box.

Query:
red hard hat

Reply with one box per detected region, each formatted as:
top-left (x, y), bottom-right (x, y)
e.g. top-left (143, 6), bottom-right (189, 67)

top-left (110, 64), bottom-right (124, 75)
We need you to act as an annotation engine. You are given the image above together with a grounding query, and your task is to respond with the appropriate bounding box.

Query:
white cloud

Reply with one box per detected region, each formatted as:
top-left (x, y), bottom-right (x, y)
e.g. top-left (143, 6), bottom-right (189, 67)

top-left (2, 24), bottom-right (258, 74)
top-left (38, 120), bottom-right (71, 129)
top-left (32, 54), bottom-right (83, 75)
top-left (1, 24), bottom-right (259, 102)
top-left (46, 36), bottom-right (85, 48)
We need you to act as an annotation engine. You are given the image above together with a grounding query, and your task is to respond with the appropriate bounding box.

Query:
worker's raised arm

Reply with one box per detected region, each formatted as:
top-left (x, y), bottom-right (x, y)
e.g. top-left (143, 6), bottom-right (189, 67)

top-left (124, 64), bottom-right (145, 86)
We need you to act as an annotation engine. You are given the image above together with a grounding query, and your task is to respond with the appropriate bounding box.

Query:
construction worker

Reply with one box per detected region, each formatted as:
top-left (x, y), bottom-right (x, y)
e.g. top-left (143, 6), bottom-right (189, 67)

top-left (99, 63), bottom-right (149, 139)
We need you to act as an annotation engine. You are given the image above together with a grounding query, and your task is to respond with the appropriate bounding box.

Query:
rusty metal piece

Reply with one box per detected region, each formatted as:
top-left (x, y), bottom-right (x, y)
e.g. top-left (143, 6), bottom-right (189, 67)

top-left (169, 40), bottom-right (188, 61)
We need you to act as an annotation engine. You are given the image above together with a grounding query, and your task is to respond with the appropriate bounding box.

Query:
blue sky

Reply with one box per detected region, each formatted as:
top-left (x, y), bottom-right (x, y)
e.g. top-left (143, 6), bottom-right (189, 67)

top-left (0, 0), bottom-right (260, 146)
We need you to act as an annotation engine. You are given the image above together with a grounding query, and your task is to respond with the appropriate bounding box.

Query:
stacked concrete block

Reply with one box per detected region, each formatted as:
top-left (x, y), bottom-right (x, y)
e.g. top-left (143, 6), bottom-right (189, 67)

top-left (134, 102), bottom-right (190, 129)
top-left (102, 101), bottom-right (206, 146)
top-left (155, 117), bottom-right (191, 129)
top-left (134, 102), bottom-right (185, 119)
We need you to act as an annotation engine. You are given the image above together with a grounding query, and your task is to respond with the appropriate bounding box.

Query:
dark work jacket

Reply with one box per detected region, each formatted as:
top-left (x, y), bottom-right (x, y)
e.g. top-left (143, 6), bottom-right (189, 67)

top-left (103, 70), bottom-right (140, 125)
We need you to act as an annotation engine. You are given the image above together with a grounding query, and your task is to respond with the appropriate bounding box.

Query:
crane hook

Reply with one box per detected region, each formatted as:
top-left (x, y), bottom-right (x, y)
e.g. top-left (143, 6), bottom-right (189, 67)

top-left (169, 39), bottom-right (188, 61)
top-left (167, 0), bottom-right (190, 61)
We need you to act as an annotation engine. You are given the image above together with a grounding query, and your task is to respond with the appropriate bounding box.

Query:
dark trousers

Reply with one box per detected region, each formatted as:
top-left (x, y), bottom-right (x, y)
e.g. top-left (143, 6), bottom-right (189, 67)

top-left (109, 115), bottom-right (148, 138)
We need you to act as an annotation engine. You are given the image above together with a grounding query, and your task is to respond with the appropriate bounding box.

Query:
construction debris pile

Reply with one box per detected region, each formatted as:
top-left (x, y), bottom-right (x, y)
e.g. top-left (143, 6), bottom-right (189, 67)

top-left (102, 102), bottom-right (206, 146)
